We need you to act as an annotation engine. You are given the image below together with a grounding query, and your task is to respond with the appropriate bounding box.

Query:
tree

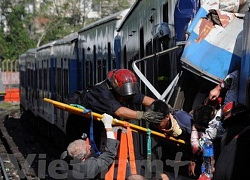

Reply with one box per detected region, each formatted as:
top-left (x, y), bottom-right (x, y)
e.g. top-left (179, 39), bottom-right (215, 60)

top-left (0, 0), bottom-right (132, 58)
top-left (0, 27), bottom-right (7, 61)
top-left (34, 0), bottom-right (92, 46)
top-left (5, 4), bottom-right (35, 60)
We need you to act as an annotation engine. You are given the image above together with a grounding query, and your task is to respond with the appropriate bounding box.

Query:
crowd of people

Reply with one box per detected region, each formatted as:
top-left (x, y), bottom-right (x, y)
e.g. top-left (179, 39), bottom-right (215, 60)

top-left (61, 68), bottom-right (250, 180)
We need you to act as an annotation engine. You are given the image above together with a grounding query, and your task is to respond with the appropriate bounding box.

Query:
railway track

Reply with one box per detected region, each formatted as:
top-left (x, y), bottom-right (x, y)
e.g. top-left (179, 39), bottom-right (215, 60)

top-left (0, 103), bottom-right (64, 180)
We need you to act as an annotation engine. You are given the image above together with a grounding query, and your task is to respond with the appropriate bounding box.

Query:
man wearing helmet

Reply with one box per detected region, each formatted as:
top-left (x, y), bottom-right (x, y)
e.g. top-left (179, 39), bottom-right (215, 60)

top-left (79, 68), bottom-right (164, 122)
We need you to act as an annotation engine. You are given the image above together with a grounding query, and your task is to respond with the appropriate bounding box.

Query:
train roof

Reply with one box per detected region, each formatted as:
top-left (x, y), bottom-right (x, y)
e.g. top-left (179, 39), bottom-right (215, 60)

top-left (54, 33), bottom-right (78, 45)
top-left (116, 0), bottom-right (141, 31)
top-left (37, 40), bottom-right (56, 51)
top-left (26, 48), bottom-right (36, 54)
top-left (19, 53), bottom-right (26, 59)
top-left (78, 8), bottom-right (129, 33)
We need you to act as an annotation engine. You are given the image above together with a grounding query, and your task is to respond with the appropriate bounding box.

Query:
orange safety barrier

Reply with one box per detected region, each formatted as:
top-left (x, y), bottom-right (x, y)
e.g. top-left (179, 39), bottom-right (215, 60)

top-left (105, 132), bottom-right (118, 180)
top-left (4, 88), bottom-right (20, 102)
top-left (105, 124), bottom-right (137, 180)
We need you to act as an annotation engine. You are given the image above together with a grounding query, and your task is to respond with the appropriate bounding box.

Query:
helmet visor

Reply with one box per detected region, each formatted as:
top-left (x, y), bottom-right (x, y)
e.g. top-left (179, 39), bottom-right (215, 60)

top-left (115, 82), bottom-right (139, 96)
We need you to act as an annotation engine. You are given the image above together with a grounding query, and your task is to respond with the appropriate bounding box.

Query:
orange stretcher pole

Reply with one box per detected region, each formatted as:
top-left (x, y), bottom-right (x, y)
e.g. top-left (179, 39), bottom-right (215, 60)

top-left (43, 98), bottom-right (186, 144)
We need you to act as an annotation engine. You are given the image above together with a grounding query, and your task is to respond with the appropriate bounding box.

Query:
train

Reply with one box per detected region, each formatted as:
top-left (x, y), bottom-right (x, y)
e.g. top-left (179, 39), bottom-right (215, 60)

top-left (19, 0), bottom-right (250, 177)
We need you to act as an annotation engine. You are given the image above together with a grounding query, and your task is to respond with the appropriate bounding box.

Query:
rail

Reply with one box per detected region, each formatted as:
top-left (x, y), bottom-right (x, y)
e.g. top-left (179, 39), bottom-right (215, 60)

top-left (0, 155), bottom-right (9, 180)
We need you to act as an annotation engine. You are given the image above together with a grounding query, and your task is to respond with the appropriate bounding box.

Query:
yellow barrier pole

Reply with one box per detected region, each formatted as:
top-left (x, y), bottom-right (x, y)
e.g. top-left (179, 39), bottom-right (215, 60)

top-left (44, 98), bottom-right (186, 144)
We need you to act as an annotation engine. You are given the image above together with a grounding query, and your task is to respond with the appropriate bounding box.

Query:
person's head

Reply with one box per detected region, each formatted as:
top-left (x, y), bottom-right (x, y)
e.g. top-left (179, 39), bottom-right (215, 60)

top-left (193, 105), bottom-right (216, 130)
top-left (67, 139), bottom-right (91, 161)
top-left (151, 172), bottom-right (169, 180)
top-left (107, 69), bottom-right (139, 99)
top-left (222, 101), bottom-right (250, 128)
top-left (127, 174), bottom-right (146, 180)
top-left (148, 99), bottom-right (170, 130)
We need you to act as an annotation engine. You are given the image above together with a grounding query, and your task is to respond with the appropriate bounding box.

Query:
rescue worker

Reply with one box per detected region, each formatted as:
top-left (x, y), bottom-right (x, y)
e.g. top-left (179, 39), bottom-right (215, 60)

top-left (67, 69), bottom-right (164, 142)
top-left (78, 68), bottom-right (163, 121)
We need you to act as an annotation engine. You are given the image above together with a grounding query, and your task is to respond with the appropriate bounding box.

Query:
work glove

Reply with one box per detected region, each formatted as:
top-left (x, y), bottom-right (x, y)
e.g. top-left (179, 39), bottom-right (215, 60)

top-left (136, 110), bottom-right (164, 123)
top-left (101, 113), bottom-right (113, 128)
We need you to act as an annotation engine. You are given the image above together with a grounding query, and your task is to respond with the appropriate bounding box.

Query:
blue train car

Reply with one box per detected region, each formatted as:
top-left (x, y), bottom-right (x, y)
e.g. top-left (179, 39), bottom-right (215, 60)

top-left (77, 9), bottom-right (129, 89)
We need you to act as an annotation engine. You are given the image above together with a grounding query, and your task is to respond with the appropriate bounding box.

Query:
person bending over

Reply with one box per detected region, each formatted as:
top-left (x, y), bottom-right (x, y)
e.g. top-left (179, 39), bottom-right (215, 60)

top-left (69, 69), bottom-right (164, 122)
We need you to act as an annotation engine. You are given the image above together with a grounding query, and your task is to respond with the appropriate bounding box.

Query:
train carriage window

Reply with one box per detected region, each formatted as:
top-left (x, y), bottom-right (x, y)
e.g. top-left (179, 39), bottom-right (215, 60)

top-left (90, 61), bottom-right (93, 85)
top-left (163, 2), bottom-right (169, 23)
top-left (102, 59), bottom-right (106, 80)
top-left (123, 45), bottom-right (127, 69)
top-left (146, 40), bottom-right (152, 56)
top-left (57, 67), bottom-right (61, 95)
top-left (81, 49), bottom-right (85, 90)
top-left (97, 59), bottom-right (102, 82)
top-left (85, 60), bottom-right (93, 86)
top-left (112, 57), bottom-right (116, 70)
top-left (86, 61), bottom-right (89, 87)
top-left (44, 65), bottom-right (47, 92)
top-left (39, 68), bottom-right (42, 90)
top-left (27, 68), bottom-right (31, 87)
top-left (45, 59), bottom-right (49, 92)
top-left (140, 28), bottom-right (144, 58)
top-left (107, 42), bottom-right (111, 70)
top-left (93, 45), bottom-right (97, 84)
top-left (54, 58), bottom-right (57, 97)
top-left (31, 69), bottom-right (33, 90)
top-left (64, 68), bottom-right (68, 99)
top-left (60, 58), bottom-right (64, 97)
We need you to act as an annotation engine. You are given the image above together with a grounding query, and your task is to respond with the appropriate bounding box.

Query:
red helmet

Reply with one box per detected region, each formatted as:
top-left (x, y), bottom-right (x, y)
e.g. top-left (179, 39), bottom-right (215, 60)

top-left (107, 69), bottom-right (139, 96)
